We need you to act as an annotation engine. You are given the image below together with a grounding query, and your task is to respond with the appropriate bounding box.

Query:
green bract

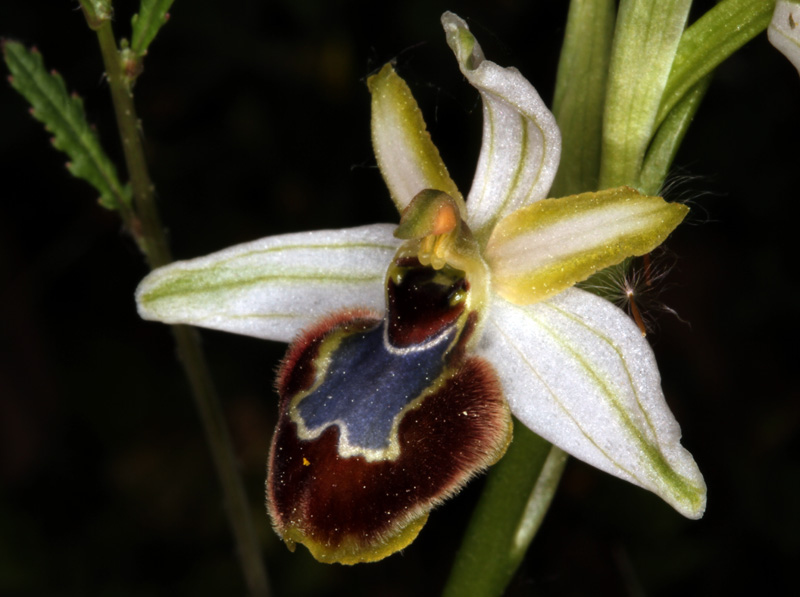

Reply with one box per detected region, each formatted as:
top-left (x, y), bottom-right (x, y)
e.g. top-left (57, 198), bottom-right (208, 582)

top-left (137, 11), bottom-right (706, 538)
top-left (2, 41), bottom-right (131, 211)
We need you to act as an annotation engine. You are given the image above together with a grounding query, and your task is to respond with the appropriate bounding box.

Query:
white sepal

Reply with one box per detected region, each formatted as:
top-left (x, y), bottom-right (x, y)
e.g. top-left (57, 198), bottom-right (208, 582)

top-left (479, 288), bottom-right (706, 518)
top-left (769, 1), bottom-right (800, 76)
top-left (136, 224), bottom-right (401, 343)
top-left (441, 12), bottom-right (561, 241)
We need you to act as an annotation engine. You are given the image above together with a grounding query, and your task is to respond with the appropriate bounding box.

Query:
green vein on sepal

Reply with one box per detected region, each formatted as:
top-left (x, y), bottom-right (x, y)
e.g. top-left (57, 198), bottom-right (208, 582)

top-left (539, 302), bottom-right (705, 514)
top-left (656, 0), bottom-right (775, 131)
top-left (131, 0), bottom-right (176, 61)
top-left (138, 240), bottom-right (397, 303)
top-left (148, 241), bottom-right (399, 274)
top-left (3, 41), bottom-right (131, 211)
top-left (140, 272), bottom-right (385, 305)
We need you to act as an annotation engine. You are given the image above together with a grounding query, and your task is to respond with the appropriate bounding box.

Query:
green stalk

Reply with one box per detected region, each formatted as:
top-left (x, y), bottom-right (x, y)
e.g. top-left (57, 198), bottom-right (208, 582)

top-left (89, 16), bottom-right (270, 597)
top-left (442, 422), bottom-right (567, 597)
top-left (94, 23), bottom-right (170, 267)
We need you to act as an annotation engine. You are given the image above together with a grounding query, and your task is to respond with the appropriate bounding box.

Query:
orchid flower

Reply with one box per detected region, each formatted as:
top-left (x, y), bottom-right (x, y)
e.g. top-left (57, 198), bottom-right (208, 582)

top-left (136, 12), bottom-right (705, 565)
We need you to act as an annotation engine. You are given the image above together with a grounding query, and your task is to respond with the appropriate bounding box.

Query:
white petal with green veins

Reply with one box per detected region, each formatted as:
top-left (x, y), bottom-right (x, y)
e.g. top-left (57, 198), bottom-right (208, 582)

top-left (769, 1), bottom-right (800, 76)
top-left (368, 64), bottom-right (464, 214)
top-left (480, 289), bottom-right (706, 519)
top-left (442, 12), bottom-right (561, 242)
top-left (485, 187), bottom-right (688, 305)
top-left (136, 225), bottom-right (401, 342)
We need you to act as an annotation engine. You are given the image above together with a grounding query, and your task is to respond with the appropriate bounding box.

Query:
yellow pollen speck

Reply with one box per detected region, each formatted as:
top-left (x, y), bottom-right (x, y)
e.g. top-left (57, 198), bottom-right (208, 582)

top-left (302, 457), bottom-right (311, 466)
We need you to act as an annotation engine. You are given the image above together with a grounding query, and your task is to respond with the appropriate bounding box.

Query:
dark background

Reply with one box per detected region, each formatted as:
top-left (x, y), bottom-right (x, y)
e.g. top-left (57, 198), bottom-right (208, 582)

top-left (1, 1), bottom-right (797, 595)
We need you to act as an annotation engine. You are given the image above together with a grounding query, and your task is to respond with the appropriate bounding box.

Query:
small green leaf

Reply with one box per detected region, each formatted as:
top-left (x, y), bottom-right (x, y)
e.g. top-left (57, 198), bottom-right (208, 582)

top-left (640, 75), bottom-right (711, 194)
top-left (657, 0), bottom-right (775, 130)
top-left (3, 41), bottom-right (131, 211)
top-left (599, 0), bottom-right (692, 189)
top-left (552, 0), bottom-right (616, 196)
top-left (131, 0), bottom-right (175, 60)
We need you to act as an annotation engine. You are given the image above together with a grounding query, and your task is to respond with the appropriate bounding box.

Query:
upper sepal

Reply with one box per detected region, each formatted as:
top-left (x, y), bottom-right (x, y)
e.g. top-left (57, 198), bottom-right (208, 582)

top-left (441, 12), bottom-right (561, 242)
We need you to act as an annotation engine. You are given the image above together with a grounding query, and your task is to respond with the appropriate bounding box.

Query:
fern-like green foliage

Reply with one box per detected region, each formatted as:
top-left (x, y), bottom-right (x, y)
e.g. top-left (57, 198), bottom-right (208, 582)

top-left (131, 0), bottom-right (175, 60)
top-left (3, 41), bottom-right (131, 211)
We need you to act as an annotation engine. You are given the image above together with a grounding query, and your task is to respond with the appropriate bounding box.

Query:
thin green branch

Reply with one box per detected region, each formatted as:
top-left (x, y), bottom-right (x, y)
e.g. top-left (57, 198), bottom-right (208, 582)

top-left (94, 22), bottom-right (170, 267)
top-left (88, 14), bottom-right (270, 597)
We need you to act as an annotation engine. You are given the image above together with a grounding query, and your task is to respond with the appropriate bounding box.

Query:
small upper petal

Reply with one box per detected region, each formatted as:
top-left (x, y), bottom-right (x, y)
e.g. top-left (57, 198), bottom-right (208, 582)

top-left (136, 224), bottom-right (401, 343)
top-left (442, 12), bottom-right (561, 242)
top-left (479, 288), bottom-right (706, 519)
top-left (368, 64), bottom-right (464, 214)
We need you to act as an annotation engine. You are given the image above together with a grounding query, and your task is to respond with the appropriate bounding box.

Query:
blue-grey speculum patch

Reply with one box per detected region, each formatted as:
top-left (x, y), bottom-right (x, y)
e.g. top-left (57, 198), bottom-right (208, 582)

top-left (295, 321), bottom-right (456, 451)
top-left (295, 258), bottom-right (470, 454)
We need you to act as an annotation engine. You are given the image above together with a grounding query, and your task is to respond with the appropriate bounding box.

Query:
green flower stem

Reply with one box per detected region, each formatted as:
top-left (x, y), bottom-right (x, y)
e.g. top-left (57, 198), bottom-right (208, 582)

top-left (442, 421), bottom-right (568, 597)
top-left (90, 17), bottom-right (270, 597)
top-left (95, 23), bottom-right (169, 267)
top-left (168, 324), bottom-right (270, 597)
top-left (78, 0), bottom-right (112, 30)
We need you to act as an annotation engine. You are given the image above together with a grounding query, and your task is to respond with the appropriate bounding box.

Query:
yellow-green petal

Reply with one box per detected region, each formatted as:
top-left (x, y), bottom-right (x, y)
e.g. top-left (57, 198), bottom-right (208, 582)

top-left (485, 187), bottom-right (688, 305)
top-left (367, 64), bottom-right (464, 214)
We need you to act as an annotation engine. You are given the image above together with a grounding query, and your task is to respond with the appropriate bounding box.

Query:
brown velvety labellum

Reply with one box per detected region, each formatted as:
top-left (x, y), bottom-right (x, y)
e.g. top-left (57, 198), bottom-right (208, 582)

top-left (267, 350), bottom-right (510, 563)
top-left (266, 258), bottom-right (511, 563)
